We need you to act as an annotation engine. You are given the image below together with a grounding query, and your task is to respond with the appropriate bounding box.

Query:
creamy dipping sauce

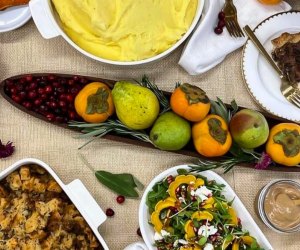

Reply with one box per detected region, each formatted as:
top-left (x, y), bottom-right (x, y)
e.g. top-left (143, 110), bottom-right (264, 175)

top-left (52, 0), bottom-right (198, 61)
top-left (264, 182), bottom-right (300, 230)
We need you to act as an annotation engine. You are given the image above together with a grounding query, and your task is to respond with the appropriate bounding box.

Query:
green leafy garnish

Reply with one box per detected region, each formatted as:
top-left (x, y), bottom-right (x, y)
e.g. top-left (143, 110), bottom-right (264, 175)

top-left (79, 153), bottom-right (143, 198)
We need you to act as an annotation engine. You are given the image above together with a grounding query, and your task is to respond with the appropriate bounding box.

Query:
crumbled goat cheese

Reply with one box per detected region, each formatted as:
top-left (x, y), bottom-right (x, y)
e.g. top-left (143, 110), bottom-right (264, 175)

top-left (204, 243), bottom-right (214, 250)
top-left (178, 239), bottom-right (189, 245)
top-left (198, 225), bottom-right (218, 237)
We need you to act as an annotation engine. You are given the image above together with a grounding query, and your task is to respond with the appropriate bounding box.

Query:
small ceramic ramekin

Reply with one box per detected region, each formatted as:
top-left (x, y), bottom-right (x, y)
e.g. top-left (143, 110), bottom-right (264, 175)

top-left (257, 179), bottom-right (300, 234)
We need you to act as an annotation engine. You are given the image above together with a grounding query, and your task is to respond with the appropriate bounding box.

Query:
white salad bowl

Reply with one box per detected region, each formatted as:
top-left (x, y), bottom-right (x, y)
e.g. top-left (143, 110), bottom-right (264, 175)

top-left (29, 0), bottom-right (205, 66)
top-left (0, 158), bottom-right (109, 250)
top-left (139, 165), bottom-right (273, 250)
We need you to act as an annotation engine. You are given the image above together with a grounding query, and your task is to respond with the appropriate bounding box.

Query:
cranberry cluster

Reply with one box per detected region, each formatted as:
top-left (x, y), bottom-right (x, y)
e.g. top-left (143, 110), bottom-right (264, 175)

top-left (4, 74), bottom-right (87, 123)
top-left (214, 11), bottom-right (226, 35)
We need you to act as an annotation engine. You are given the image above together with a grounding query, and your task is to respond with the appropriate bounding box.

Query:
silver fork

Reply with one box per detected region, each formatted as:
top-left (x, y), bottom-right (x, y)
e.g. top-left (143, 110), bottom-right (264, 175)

top-left (244, 25), bottom-right (300, 109)
top-left (223, 0), bottom-right (244, 38)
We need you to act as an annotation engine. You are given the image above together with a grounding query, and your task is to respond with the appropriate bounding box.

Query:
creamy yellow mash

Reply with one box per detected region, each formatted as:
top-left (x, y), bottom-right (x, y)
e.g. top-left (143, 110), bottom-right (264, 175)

top-left (52, 0), bottom-right (198, 61)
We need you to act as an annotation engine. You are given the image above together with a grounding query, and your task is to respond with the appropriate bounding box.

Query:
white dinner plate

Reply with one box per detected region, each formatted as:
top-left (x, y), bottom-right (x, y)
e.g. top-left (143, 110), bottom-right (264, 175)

top-left (0, 5), bottom-right (31, 33)
top-left (242, 11), bottom-right (300, 123)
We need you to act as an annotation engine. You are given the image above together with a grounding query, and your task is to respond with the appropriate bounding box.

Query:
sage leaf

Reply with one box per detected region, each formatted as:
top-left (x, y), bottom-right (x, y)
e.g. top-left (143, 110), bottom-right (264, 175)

top-left (95, 171), bottom-right (139, 198)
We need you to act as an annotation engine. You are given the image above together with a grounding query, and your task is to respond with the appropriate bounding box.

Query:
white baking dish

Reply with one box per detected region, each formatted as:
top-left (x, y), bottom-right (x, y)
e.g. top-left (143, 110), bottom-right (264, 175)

top-left (0, 158), bottom-right (109, 250)
top-left (139, 165), bottom-right (273, 250)
top-left (29, 0), bottom-right (205, 66)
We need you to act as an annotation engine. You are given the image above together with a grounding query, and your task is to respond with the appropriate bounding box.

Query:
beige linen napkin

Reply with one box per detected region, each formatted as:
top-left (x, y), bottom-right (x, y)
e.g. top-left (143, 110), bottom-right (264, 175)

top-left (178, 0), bottom-right (291, 75)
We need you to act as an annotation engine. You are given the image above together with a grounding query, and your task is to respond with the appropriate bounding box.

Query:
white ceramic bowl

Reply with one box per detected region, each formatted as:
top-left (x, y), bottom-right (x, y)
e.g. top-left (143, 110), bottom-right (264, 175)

top-left (0, 158), bottom-right (109, 250)
top-left (29, 0), bottom-right (205, 66)
top-left (139, 165), bottom-right (273, 250)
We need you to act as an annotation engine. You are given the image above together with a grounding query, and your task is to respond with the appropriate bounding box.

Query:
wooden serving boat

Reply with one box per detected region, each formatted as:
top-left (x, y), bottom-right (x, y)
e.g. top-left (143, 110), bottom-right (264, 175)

top-left (0, 73), bottom-right (298, 172)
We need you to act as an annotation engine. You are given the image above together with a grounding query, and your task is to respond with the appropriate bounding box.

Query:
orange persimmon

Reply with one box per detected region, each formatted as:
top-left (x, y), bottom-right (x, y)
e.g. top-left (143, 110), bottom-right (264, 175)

top-left (192, 114), bottom-right (232, 157)
top-left (170, 83), bottom-right (210, 122)
top-left (75, 82), bottom-right (114, 123)
top-left (266, 123), bottom-right (300, 166)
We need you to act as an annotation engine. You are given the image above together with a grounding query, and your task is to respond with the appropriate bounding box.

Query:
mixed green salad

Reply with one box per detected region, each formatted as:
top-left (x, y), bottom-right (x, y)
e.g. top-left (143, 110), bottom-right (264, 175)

top-left (146, 170), bottom-right (264, 250)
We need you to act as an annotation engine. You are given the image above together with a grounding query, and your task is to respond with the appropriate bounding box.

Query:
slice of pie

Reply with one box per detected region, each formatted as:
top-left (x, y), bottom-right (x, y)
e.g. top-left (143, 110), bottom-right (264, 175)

top-left (271, 32), bottom-right (300, 83)
top-left (0, 0), bottom-right (29, 11)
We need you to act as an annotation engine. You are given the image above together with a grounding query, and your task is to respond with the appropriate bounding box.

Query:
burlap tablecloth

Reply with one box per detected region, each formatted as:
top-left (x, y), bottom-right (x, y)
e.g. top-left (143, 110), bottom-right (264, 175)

top-left (0, 1), bottom-right (299, 249)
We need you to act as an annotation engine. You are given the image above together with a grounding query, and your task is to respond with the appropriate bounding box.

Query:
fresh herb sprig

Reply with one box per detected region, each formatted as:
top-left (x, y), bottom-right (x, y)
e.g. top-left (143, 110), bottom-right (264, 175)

top-left (79, 153), bottom-right (144, 198)
top-left (210, 97), bottom-right (238, 124)
top-left (69, 119), bottom-right (153, 149)
top-left (138, 75), bottom-right (170, 114)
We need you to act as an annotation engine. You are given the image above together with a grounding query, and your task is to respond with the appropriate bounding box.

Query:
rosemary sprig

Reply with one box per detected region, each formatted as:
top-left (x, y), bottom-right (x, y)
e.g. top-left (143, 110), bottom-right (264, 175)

top-left (69, 119), bottom-right (153, 149)
top-left (138, 75), bottom-right (170, 114)
top-left (189, 151), bottom-right (261, 173)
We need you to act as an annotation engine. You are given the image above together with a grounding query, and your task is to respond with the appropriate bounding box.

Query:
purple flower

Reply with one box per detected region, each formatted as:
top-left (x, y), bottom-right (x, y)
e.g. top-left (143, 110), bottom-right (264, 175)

top-left (255, 152), bottom-right (272, 170)
top-left (0, 140), bottom-right (15, 159)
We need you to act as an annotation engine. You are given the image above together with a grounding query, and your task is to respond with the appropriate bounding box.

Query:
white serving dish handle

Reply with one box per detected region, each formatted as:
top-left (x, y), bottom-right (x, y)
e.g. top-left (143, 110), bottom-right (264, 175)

top-left (29, 0), bottom-right (60, 39)
top-left (66, 179), bottom-right (107, 230)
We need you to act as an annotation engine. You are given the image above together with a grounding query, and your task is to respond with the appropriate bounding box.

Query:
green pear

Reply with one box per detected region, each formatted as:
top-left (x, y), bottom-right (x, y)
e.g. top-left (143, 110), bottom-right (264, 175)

top-left (112, 81), bottom-right (159, 130)
top-left (150, 112), bottom-right (191, 151)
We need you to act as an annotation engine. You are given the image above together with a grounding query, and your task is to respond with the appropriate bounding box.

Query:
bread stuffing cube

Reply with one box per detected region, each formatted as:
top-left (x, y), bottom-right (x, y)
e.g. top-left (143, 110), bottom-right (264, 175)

top-left (47, 179), bottom-right (62, 193)
top-left (7, 172), bottom-right (22, 190)
top-left (19, 166), bottom-right (31, 181)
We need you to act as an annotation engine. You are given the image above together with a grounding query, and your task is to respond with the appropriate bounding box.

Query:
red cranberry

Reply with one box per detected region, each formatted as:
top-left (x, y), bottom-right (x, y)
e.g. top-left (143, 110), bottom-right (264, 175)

top-left (22, 101), bottom-right (32, 109)
top-left (28, 91), bottom-right (37, 99)
top-left (34, 99), bottom-right (42, 106)
top-left (49, 101), bottom-right (58, 109)
top-left (19, 79), bottom-right (26, 85)
top-left (60, 79), bottom-right (67, 85)
top-left (214, 27), bottom-right (223, 35)
top-left (56, 87), bottom-right (66, 93)
top-left (52, 82), bottom-right (60, 88)
top-left (79, 78), bottom-right (88, 85)
top-left (59, 94), bottom-right (67, 100)
top-left (68, 111), bottom-right (76, 120)
top-left (10, 87), bottom-right (18, 94)
top-left (70, 86), bottom-right (80, 95)
top-left (49, 96), bottom-right (55, 101)
top-left (116, 195), bottom-right (125, 204)
top-left (218, 19), bottom-right (226, 28)
top-left (38, 87), bottom-right (45, 95)
top-left (5, 79), bottom-right (14, 87)
top-left (46, 113), bottom-right (55, 122)
top-left (137, 228), bottom-right (142, 237)
top-left (12, 95), bottom-right (22, 103)
top-left (40, 94), bottom-right (47, 100)
top-left (16, 84), bottom-right (24, 92)
top-left (25, 75), bottom-right (33, 82)
top-left (66, 94), bottom-right (74, 103)
top-left (47, 74), bottom-right (56, 81)
top-left (105, 208), bottom-right (115, 217)
top-left (73, 75), bottom-right (80, 81)
top-left (238, 217), bottom-right (241, 225)
top-left (68, 79), bottom-right (75, 86)
top-left (169, 207), bottom-right (178, 213)
top-left (39, 105), bottom-right (48, 112)
top-left (19, 91), bottom-right (26, 99)
top-left (218, 11), bottom-right (225, 20)
top-left (59, 100), bottom-right (67, 108)
top-left (41, 76), bottom-right (47, 81)
top-left (44, 86), bottom-right (53, 94)
top-left (29, 82), bottom-right (37, 90)
top-left (167, 175), bottom-right (174, 185)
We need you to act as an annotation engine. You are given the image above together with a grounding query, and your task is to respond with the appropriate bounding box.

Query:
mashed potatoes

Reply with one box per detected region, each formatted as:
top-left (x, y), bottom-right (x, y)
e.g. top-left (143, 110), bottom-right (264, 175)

top-left (52, 0), bottom-right (198, 61)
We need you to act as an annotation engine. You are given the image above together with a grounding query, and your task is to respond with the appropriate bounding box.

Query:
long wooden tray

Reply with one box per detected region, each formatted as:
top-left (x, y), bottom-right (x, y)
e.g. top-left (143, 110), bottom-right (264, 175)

top-left (1, 73), bottom-right (298, 172)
